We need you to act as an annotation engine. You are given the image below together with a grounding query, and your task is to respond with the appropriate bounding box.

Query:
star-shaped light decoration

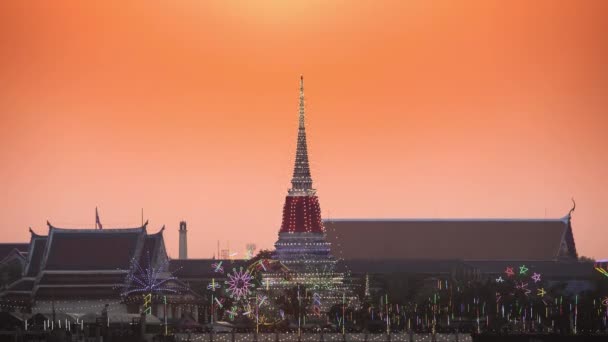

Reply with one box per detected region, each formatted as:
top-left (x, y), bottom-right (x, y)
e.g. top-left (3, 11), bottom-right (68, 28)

top-left (537, 288), bottom-right (546, 297)
top-left (602, 297), bottom-right (608, 307)
top-left (519, 265), bottom-right (529, 275)
top-left (505, 267), bottom-right (515, 277)
top-left (531, 272), bottom-right (541, 283)
top-left (496, 276), bottom-right (505, 283)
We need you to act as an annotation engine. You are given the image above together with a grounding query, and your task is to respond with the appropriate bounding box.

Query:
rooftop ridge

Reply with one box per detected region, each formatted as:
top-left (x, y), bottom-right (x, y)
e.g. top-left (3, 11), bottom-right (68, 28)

top-left (324, 218), bottom-right (569, 222)
top-left (49, 227), bottom-right (146, 233)
top-left (47, 219), bottom-right (149, 232)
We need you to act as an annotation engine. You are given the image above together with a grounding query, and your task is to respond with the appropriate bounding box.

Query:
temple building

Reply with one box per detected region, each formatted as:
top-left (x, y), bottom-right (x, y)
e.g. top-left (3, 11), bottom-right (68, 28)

top-left (325, 212), bottom-right (577, 261)
top-left (272, 75), bottom-right (336, 274)
top-left (262, 76), bottom-right (352, 315)
top-left (0, 221), bottom-right (202, 323)
top-left (324, 205), bottom-right (593, 301)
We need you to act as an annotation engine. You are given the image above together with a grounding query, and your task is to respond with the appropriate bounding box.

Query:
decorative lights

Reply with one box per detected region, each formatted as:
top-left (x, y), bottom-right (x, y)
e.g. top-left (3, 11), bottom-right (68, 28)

top-left (225, 267), bottom-right (255, 300)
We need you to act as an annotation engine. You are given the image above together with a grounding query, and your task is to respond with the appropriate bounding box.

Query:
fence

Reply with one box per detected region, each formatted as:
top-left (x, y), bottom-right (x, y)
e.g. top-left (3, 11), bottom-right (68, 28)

top-left (174, 333), bottom-right (473, 342)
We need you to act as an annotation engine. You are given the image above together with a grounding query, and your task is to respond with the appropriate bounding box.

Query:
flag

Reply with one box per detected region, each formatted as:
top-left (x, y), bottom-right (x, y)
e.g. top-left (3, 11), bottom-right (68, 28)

top-left (96, 207), bottom-right (103, 229)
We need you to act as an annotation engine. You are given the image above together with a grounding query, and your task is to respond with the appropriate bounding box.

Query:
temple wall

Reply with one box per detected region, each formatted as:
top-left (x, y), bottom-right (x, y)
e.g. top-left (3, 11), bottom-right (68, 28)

top-left (32, 299), bottom-right (128, 315)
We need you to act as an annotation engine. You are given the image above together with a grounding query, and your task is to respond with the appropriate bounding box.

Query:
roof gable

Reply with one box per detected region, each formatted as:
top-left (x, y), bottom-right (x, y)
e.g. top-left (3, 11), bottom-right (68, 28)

top-left (0, 244), bottom-right (29, 262)
top-left (25, 236), bottom-right (47, 277)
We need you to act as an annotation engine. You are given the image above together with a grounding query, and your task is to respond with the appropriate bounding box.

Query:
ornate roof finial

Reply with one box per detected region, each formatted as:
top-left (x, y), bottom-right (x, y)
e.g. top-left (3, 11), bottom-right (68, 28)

top-left (569, 197), bottom-right (576, 217)
top-left (289, 75), bottom-right (314, 195)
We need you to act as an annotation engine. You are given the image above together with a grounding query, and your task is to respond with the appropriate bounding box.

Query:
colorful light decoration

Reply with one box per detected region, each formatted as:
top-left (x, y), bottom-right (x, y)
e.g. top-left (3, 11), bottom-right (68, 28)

top-left (214, 297), bottom-right (225, 309)
top-left (519, 265), bottom-right (529, 275)
top-left (505, 267), bottom-right (515, 277)
top-left (212, 261), bottom-right (225, 274)
top-left (143, 293), bottom-right (152, 315)
top-left (225, 267), bottom-right (255, 300)
top-left (602, 297), bottom-right (608, 307)
top-left (207, 278), bottom-right (221, 292)
top-left (312, 292), bottom-right (323, 315)
top-left (531, 272), bottom-right (542, 283)
top-left (496, 276), bottom-right (505, 283)
top-left (257, 295), bottom-right (268, 307)
top-left (515, 282), bottom-right (531, 296)
top-left (537, 288), bottom-right (547, 297)
top-left (120, 254), bottom-right (186, 297)
top-left (594, 263), bottom-right (608, 278)
top-left (227, 306), bottom-right (238, 320)
top-left (242, 303), bottom-right (253, 317)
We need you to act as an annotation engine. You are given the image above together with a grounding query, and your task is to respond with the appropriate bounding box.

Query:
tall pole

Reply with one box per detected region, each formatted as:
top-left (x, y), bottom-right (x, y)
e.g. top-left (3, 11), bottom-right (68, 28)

top-left (386, 294), bottom-right (389, 335)
top-left (256, 295), bottom-right (259, 334)
top-left (164, 296), bottom-right (168, 336)
top-left (342, 292), bottom-right (346, 335)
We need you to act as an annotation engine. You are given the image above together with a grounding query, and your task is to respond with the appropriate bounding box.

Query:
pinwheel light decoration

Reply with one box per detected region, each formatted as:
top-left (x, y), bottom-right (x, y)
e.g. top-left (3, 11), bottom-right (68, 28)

top-left (225, 267), bottom-right (255, 300)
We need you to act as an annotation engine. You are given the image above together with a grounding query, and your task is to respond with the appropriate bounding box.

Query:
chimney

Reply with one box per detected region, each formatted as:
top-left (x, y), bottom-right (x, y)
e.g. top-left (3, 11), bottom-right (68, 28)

top-left (179, 221), bottom-right (188, 259)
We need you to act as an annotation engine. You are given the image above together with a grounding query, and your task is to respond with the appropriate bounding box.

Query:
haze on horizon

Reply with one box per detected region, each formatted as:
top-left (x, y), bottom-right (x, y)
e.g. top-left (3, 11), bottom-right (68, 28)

top-left (0, 1), bottom-right (607, 259)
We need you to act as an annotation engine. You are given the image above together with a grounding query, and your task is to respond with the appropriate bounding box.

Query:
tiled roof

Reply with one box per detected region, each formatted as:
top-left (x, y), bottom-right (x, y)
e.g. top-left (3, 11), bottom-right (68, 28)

top-left (169, 259), bottom-right (247, 279)
top-left (325, 217), bottom-right (577, 261)
top-left (3, 278), bottom-right (35, 292)
top-left (44, 227), bottom-right (143, 270)
top-left (25, 238), bottom-right (47, 277)
top-left (0, 243), bottom-right (29, 261)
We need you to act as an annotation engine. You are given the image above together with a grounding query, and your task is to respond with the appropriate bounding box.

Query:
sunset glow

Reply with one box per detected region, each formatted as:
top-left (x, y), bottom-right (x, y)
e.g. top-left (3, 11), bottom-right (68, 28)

top-left (0, 0), bottom-right (607, 259)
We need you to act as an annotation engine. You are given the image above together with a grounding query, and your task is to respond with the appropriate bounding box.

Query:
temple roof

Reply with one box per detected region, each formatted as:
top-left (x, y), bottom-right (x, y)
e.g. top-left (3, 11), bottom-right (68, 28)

top-left (0, 243), bottom-right (29, 262)
top-left (169, 259), bottom-right (247, 279)
top-left (325, 216), bottom-right (577, 261)
top-left (1, 222), bottom-right (169, 300)
top-left (25, 237), bottom-right (47, 277)
top-left (44, 229), bottom-right (143, 270)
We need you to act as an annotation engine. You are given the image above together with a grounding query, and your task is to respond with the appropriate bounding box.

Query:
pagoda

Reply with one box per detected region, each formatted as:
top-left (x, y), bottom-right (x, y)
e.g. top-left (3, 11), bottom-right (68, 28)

top-left (272, 75), bottom-right (336, 274)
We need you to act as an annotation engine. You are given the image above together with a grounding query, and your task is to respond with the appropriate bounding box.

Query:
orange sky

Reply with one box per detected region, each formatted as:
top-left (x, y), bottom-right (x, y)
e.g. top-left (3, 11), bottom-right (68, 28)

top-left (1, 1), bottom-right (607, 259)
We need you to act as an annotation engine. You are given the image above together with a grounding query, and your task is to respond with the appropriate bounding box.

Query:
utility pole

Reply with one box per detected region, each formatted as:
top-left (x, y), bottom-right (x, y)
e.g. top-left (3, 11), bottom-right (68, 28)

top-left (164, 296), bottom-right (168, 336)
